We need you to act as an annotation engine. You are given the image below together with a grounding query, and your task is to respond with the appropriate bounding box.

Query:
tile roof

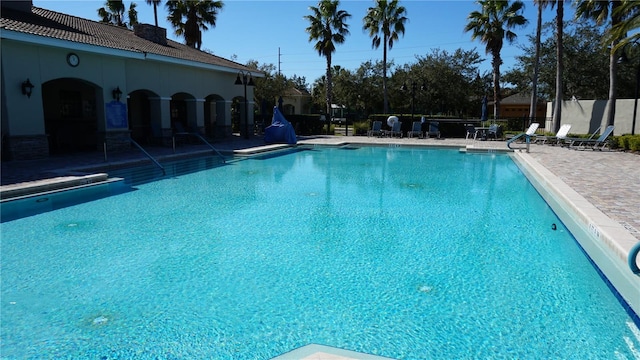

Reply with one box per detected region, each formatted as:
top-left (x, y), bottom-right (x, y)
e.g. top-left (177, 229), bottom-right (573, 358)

top-left (501, 92), bottom-right (537, 105)
top-left (0, 5), bottom-right (253, 73)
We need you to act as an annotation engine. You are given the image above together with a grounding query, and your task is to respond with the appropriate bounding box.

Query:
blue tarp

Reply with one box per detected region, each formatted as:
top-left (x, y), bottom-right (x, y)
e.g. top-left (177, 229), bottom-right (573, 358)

top-left (264, 107), bottom-right (297, 145)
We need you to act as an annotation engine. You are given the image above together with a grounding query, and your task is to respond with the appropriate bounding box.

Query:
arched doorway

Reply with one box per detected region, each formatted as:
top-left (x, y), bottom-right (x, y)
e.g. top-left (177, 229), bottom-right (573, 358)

top-left (42, 78), bottom-right (102, 154)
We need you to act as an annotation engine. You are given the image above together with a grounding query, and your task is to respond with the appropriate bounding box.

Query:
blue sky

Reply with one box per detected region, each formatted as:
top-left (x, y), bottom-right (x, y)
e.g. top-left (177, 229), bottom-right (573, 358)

top-left (33, 0), bottom-right (569, 85)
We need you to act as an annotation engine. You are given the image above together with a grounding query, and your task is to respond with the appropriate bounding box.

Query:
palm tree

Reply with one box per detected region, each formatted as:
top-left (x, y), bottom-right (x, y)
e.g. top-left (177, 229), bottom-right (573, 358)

top-left (166, 0), bottom-right (224, 49)
top-left (98, 0), bottom-right (138, 28)
top-left (145, 0), bottom-right (161, 27)
top-left (575, 0), bottom-right (624, 127)
top-left (607, 1), bottom-right (640, 51)
top-left (464, 0), bottom-right (527, 120)
top-left (529, 1), bottom-right (544, 125)
top-left (531, 0), bottom-right (562, 133)
top-left (363, 0), bottom-right (407, 114)
top-left (550, 0), bottom-right (564, 134)
top-left (304, 0), bottom-right (351, 120)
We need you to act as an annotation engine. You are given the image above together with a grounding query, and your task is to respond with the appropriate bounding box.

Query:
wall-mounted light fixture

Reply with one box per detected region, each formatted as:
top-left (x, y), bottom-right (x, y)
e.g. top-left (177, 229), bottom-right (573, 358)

top-left (22, 78), bottom-right (34, 98)
top-left (112, 86), bottom-right (122, 101)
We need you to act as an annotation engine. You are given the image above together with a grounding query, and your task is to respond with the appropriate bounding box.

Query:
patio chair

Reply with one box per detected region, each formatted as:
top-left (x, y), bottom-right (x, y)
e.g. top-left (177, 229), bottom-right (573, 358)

top-left (426, 121), bottom-right (440, 139)
top-left (561, 126), bottom-right (600, 148)
top-left (568, 125), bottom-right (614, 151)
top-left (407, 121), bottom-right (423, 138)
top-left (389, 121), bottom-right (403, 138)
top-left (173, 122), bottom-right (192, 146)
top-left (465, 124), bottom-right (479, 140)
top-left (367, 121), bottom-right (383, 137)
top-left (539, 124), bottom-right (571, 145)
top-left (487, 124), bottom-right (502, 140)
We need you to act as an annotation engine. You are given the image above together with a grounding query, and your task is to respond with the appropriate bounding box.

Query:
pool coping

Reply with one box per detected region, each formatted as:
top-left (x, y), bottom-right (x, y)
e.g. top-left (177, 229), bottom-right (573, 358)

top-left (0, 173), bottom-right (110, 201)
top-left (513, 151), bottom-right (640, 316)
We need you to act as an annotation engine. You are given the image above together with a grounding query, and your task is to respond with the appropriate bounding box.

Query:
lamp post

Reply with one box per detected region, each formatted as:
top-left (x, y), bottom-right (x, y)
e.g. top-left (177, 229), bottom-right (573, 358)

top-left (400, 80), bottom-right (425, 121)
top-left (234, 71), bottom-right (255, 139)
top-left (632, 61), bottom-right (638, 135)
top-left (619, 41), bottom-right (639, 135)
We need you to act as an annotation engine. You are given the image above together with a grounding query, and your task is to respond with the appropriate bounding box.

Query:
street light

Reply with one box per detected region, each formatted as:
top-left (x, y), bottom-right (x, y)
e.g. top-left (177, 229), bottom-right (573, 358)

top-left (234, 71), bottom-right (255, 139)
top-left (400, 80), bottom-right (425, 121)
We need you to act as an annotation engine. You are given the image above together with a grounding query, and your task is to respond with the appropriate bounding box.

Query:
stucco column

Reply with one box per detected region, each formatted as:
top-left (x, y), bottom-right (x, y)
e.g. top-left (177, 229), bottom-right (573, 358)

top-left (149, 96), bottom-right (172, 146)
top-left (217, 100), bottom-right (232, 138)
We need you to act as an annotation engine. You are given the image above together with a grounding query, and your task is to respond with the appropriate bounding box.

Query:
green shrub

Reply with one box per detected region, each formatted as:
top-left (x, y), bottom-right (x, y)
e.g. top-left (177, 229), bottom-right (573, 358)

top-left (323, 123), bottom-right (335, 135)
top-left (611, 135), bottom-right (640, 151)
top-left (610, 136), bottom-right (622, 149)
top-left (629, 135), bottom-right (640, 152)
top-left (353, 121), bottom-right (369, 135)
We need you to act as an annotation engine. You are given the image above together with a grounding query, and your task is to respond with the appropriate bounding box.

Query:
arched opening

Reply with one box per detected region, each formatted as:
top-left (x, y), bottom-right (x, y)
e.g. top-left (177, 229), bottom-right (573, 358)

top-left (128, 89), bottom-right (159, 145)
top-left (42, 78), bottom-right (102, 154)
top-left (170, 92), bottom-right (194, 133)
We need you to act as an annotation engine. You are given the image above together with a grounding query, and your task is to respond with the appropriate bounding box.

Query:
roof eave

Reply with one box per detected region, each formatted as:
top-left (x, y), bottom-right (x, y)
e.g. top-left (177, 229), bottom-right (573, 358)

top-left (1, 29), bottom-right (263, 77)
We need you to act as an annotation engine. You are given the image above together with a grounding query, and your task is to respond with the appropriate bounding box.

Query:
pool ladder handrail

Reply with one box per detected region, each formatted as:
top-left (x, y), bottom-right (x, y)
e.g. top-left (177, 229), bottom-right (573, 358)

top-left (130, 139), bottom-right (166, 175)
top-left (173, 132), bottom-right (225, 163)
top-left (629, 241), bottom-right (640, 275)
top-left (192, 132), bottom-right (226, 163)
top-left (506, 132), bottom-right (532, 153)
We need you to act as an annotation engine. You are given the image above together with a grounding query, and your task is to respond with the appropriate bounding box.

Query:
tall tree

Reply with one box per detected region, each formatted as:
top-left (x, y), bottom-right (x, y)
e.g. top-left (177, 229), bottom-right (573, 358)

top-left (575, 0), bottom-right (624, 127)
top-left (529, 1), bottom-right (545, 124)
top-left (464, 0), bottom-right (527, 120)
top-left (363, 0), bottom-right (408, 114)
top-left (304, 0), bottom-right (352, 120)
top-left (145, 0), bottom-right (161, 27)
top-left (550, 0), bottom-right (563, 133)
top-left (98, 0), bottom-right (138, 28)
top-left (505, 19), bottom-right (611, 101)
top-left (166, 0), bottom-right (224, 49)
top-left (607, 1), bottom-right (640, 50)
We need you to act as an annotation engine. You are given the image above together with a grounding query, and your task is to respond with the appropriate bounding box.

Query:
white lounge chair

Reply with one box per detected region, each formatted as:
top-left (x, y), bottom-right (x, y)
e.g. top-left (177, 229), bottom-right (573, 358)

top-left (538, 124), bottom-right (571, 145)
top-left (506, 123), bottom-right (539, 152)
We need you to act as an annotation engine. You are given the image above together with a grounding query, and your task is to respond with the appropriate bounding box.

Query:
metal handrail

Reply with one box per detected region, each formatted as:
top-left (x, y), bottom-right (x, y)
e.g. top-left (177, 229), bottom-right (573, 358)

top-left (173, 132), bottom-right (226, 163)
top-left (130, 139), bottom-right (166, 175)
top-left (192, 133), bottom-right (226, 163)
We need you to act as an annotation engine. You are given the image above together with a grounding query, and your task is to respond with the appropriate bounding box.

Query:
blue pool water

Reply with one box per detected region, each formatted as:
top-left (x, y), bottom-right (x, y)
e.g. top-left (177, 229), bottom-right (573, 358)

top-left (1, 146), bottom-right (639, 359)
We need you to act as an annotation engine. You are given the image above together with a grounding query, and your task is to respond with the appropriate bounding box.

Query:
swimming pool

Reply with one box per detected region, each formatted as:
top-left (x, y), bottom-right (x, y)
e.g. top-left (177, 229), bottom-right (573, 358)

top-left (1, 146), bottom-right (639, 359)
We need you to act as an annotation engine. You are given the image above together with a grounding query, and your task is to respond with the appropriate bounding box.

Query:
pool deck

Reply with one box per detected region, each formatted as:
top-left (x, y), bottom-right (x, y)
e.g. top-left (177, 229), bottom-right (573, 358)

top-left (1, 134), bottom-right (639, 359)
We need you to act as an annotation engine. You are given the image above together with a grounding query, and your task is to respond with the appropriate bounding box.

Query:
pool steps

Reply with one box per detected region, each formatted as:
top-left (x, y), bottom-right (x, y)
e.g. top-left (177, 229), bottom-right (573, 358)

top-left (0, 173), bottom-right (112, 200)
top-left (0, 175), bottom-right (128, 222)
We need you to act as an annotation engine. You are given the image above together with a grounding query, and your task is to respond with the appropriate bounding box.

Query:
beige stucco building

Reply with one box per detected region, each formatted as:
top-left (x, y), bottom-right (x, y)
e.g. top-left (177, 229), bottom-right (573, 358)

top-left (1, 1), bottom-right (260, 160)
